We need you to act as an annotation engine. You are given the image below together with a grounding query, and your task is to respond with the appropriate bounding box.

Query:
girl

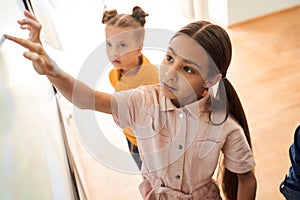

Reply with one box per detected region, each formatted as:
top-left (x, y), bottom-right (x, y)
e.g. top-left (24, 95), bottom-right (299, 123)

top-left (102, 6), bottom-right (159, 169)
top-left (17, 7), bottom-right (159, 170)
top-left (6, 19), bottom-right (257, 199)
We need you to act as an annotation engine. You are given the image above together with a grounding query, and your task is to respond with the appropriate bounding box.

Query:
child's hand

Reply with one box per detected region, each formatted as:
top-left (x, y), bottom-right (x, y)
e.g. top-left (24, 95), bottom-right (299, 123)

top-left (5, 34), bottom-right (59, 77)
top-left (18, 10), bottom-right (42, 44)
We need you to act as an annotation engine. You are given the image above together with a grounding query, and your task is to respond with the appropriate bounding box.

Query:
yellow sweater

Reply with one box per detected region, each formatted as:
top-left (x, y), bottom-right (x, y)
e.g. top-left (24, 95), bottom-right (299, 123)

top-left (109, 55), bottom-right (159, 145)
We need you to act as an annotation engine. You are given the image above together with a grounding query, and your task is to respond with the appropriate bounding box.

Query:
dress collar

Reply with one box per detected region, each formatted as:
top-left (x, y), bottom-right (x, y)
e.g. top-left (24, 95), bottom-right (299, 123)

top-left (158, 88), bottom-right (210, 119)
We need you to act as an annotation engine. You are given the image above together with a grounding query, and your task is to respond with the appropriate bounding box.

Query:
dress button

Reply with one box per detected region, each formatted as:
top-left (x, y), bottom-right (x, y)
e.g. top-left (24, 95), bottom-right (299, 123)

top-left (175, 175), bottom-right (180, 180)
top-left (178, 145), bottom-right (183, 150)
top-left (179, 112), bottom-right (183, 118)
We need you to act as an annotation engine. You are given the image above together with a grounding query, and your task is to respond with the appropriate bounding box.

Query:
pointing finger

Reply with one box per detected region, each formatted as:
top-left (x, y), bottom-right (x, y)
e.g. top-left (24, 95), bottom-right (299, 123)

top-left (5, 34), bottom-right (26, 45)
top-left (5, 34), bottom-right (43, 54)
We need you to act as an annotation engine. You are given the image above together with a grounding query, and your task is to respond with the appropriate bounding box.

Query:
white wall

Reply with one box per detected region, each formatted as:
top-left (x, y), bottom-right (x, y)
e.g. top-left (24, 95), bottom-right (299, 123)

top-left (207, 0), bottom-right (229, 26)
top-left (227, 0), bottom-right (300, 25)
top-left (193, 0), bottom-right (300, 26)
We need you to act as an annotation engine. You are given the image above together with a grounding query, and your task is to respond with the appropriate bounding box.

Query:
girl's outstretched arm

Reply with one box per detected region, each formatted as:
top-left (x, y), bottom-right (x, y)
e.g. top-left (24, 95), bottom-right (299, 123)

top-left (237, 170), bottom-right (257, 200)
top-left (5, 34), bottom-right (113, 114)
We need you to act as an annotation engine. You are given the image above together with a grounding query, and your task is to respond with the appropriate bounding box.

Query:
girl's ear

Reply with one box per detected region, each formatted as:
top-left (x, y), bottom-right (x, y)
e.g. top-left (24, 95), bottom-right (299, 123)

top-left (137, 42), bottom-right (143, 56)
top-left (137, 47), bottom-right (142, 56)
top-left (207, 73), bottom-right (222, 88)
top-left (138, 41), bottom-right (143, 50)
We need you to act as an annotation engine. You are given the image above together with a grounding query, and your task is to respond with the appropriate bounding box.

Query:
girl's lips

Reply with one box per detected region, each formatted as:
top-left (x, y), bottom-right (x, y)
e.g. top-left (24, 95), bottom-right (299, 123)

top-left (161, 82), bottom-right (176, 91)
top-left (113, 60), bottom-right (121, 64)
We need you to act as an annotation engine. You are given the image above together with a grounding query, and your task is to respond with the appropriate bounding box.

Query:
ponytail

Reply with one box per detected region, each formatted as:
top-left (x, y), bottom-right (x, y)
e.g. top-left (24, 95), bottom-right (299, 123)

top-left (219, 78), bottom-right (252, 200)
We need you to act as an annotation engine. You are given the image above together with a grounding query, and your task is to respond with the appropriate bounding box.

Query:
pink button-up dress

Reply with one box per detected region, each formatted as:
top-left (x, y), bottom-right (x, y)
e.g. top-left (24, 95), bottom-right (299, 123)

top-left (112, 85), bottom-right (255, 200)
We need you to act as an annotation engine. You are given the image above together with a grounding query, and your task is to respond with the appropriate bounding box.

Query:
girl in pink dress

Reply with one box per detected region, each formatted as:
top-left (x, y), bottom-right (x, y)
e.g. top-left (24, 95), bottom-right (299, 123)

top-left (6, 16), bottom-right (257, 200)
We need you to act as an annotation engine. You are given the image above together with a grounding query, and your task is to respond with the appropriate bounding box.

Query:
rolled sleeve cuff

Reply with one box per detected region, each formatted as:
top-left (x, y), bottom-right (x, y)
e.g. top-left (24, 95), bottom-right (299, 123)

top-left (225, 158), bottom-right (256, 174)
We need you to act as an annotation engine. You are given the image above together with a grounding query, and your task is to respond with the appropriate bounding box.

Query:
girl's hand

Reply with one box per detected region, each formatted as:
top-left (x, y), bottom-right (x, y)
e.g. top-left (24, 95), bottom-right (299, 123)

top-left (18, 10), bottom-right (42, 44)
top-left (5, 34), bottom-right (59, 77)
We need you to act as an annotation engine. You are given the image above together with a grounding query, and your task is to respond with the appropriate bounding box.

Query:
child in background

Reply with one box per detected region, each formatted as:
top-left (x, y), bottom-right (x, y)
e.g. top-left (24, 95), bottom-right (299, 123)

top-left (102, 6), bottom-right (159, 169)
top-left (17, 7), bottom-right (159, 170)
top-left (6, 18), bottom-right (257, 199)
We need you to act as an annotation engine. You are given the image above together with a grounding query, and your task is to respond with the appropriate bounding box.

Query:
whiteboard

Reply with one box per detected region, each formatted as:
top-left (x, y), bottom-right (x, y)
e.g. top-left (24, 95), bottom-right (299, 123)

top-left (0, 0), bottom-right (76, 199)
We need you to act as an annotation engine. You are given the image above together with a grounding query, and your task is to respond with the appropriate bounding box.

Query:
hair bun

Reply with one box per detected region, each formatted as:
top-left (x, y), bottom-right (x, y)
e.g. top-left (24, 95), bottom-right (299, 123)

top-left (131, 6), bottom-right (149, 26)
top-left (102, 9), bottom-right (118, 24)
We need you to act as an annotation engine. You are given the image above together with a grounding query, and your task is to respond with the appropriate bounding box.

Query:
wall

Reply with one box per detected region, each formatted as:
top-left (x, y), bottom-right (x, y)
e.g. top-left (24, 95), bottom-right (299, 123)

top-left (227, 0), bottom-right (300, 25)
top-left (193, 0), bottom-right (300, 26)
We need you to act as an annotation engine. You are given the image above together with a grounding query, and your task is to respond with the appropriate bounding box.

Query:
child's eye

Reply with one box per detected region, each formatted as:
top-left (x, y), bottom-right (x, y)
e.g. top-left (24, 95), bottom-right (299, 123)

top-left (106, 42), bottom-right (111, 47)
top-left (183, 66), bottom-right (194, 74)
top-left (165, 55), bottom-right (173, 62)
top-left (120, 43), bottom-right (127, 48)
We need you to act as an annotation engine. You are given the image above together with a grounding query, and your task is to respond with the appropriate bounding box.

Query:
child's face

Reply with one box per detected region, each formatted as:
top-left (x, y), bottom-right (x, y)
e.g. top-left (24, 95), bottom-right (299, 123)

top-left (105, 26), bottom-right (142, 73)
top-left (160, 34), bottom-right (210, 107)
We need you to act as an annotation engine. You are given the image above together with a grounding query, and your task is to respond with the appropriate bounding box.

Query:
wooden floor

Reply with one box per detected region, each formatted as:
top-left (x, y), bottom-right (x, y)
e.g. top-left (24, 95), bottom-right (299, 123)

top-left (228, 5), bottom-right (300, 199)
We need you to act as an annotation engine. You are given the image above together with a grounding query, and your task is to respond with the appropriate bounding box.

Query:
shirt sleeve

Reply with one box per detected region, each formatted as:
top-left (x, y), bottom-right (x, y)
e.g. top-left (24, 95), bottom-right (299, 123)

top-left (111, 86), bottom-right (152, 131)
top-left (222, 124), bottom-right (256, 174)
top-left (111, 89), bottom-right (135, 130)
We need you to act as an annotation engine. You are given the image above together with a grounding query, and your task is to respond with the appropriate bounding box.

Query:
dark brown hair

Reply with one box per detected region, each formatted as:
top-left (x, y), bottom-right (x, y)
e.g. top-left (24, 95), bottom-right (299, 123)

top-left (177, 21), bottom-right (253, 200)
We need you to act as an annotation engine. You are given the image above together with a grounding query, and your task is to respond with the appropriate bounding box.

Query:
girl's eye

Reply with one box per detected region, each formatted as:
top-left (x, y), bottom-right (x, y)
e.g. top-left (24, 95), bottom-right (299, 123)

top-left (120, 43), bottom-right (127, 48)
top-left (165, 55), bottom-right (173, 62)
top-left (106, 42), bottom-right (111, 47)
top-left (183, 66), bottom-right (194, 74)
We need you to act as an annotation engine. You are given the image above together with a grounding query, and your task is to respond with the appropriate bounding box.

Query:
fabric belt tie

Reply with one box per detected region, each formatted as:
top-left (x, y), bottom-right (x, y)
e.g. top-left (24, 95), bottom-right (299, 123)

top-left (146, 186), bottom-right (193, 200)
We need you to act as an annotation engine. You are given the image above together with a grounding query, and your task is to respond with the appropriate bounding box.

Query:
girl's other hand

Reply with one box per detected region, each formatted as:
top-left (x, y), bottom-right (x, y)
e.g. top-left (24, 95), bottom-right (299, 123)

top-left (18, 10), bottom-right (42, 44)
top-left (4, 34), bottom-right (59, 77)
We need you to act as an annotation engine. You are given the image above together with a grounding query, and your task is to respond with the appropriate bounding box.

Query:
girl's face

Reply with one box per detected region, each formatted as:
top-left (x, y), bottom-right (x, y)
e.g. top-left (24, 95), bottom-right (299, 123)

top-left (105, 26), bottom-right (142, 74)
top-left (160, 34), bottom-right (212, 107)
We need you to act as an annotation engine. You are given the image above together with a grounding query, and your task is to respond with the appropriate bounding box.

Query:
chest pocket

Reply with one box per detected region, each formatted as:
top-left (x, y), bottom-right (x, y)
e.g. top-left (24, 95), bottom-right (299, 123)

top-left (196, 141), bottom-right (221, 159)
top-left (194, 124), bottom-right (225, 159)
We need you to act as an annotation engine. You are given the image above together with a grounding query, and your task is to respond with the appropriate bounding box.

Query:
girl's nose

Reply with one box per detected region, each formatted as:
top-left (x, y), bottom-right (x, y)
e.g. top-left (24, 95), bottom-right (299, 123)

top-left (164, 68), bottom-right (178, 81)
top-left (113, 48), bottom-right (120, 58)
